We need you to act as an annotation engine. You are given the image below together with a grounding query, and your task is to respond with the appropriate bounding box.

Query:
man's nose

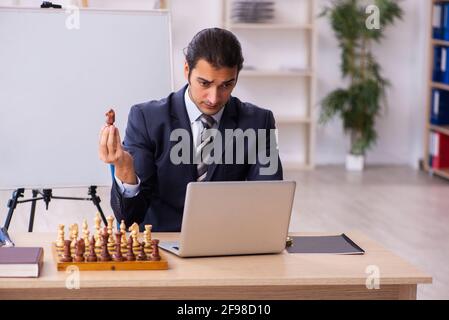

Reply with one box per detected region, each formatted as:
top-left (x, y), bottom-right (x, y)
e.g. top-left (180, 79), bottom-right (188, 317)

top-left (207, 87), bottom-right (218, 105)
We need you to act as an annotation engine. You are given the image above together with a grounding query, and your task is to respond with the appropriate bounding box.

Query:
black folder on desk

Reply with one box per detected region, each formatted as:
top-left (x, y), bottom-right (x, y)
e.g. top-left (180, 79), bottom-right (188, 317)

top-left (286, 234), bottom-right (365, 255)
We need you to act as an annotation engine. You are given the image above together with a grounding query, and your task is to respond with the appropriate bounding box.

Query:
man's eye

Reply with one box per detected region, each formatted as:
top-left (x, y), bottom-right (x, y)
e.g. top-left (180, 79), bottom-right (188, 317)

top-left (221, 83), bottom-right (233, 89)
top-left (200, 82), bottom-right (209, 87)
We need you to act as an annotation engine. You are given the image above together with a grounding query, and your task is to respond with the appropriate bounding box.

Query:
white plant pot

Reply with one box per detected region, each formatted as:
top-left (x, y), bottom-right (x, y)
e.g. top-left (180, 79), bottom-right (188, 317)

top-left (345, 154), bottom-right (364, 171)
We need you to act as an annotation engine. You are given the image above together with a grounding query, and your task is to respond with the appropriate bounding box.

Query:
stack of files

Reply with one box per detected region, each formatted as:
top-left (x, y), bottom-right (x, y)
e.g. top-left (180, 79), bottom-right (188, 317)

top-left (433, 2), bottom-right (449, 40)
top-left (431, 89), bottom-right (449, 125)
top-left (429, 131), bottom-right (449, 169)
top-left (432, 46), bottom-right (449, 84)
top-left (231, 0), bottom-right (275, 23)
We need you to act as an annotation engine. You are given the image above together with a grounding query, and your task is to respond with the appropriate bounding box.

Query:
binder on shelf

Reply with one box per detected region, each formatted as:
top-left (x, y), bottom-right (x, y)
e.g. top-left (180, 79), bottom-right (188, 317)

top-left (434, 3), bottom-right (444, 40)
top-left (431, 89), bottom-right (449, 125)
top-left (444, 3), bottom-right (449, 41)
top-left (433, 46), bottom-right (449, 84)
top-left (433, 46), bottom-right (443, 82)
top-left (429, 131), bottom-right (449, 169)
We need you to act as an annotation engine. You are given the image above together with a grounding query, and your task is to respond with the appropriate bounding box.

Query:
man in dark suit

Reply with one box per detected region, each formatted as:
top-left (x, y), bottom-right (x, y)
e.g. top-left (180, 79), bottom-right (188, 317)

top-left (99, 28), bottom-right (283, 232)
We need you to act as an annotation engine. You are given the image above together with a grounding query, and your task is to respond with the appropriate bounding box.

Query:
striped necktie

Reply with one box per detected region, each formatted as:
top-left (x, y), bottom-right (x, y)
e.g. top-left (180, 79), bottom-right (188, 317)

top-left (196, 114), bottom-right (216, 182)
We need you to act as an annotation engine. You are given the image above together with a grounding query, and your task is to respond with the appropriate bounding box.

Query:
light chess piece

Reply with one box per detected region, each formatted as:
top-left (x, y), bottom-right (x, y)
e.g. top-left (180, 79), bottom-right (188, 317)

top-left (70, 224), bottom-right (79, 253)
top-left (82, 219), bottom-right (90, 253)
top-left (120, 220), bottom-right (127, 251)
top-left (56, 224), bottom-right (65, 251)
top-left (131, 228), bottom-right (140, 255)
top-left (144, 224), bottom-right (152, 255)
top-left (107, 215), bottom-right (116, 253)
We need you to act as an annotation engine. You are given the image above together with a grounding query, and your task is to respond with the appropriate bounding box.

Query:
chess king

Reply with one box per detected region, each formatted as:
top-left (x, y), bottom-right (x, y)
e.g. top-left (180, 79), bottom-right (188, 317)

top-left (98, 27), bottom-right (283, 232)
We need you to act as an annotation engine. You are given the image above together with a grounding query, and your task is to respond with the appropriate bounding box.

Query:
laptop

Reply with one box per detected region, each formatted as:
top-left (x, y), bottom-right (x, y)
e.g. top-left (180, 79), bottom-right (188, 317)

top-left (158, 180), bottom-right (296, 257)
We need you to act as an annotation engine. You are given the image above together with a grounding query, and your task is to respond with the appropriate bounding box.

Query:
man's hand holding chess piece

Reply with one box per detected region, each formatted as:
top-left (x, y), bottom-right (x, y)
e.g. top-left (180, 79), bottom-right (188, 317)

top-left (99, 108), bottom-right (137, 185)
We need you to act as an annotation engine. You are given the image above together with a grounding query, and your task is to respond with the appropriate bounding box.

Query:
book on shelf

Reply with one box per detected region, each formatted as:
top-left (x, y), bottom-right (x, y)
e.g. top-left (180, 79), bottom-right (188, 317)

top-left (0, 247), bottom-right (44, 278)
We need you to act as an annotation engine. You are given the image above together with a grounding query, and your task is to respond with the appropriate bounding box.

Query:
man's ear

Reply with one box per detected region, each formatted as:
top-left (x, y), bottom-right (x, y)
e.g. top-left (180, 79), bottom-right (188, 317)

top-left (184, 61), bottom-right (189, 82)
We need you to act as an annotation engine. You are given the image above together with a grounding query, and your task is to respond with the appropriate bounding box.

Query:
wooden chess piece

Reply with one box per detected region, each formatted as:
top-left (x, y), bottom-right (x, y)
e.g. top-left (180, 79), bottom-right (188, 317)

top-left (74, 239), bottom-right (85, 262)
top-left (82, 219), bottom-right (90, 253)
top-left (56, 224), bottom-right (65, 249)
top-left (61, 240), bottom-right (73, 262)
top-left (126, 237), bottom-right (135, 261)
top-left (144, 224), bottom-right (152, 255)
top-left (136, 242), bottom-right (147, 261)
top-left (112, 232), bottom-right (124, 262)
top-left (99, 227), bottom-right (112, 262)
top-left (70, 224), bottom-right (79, 253)
top-left (131, 229), bottom-right (140, 255)
top-left (149, 239), bottom-right (161, 261)
top-left (120, 220), bottom-right (127, 250)
top-left (87, 235), bottom-right (97, 262)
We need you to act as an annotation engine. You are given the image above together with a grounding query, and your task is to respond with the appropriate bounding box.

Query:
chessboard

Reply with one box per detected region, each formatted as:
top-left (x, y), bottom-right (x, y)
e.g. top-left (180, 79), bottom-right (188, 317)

top-left (52, 213), bottom-right (168, 271)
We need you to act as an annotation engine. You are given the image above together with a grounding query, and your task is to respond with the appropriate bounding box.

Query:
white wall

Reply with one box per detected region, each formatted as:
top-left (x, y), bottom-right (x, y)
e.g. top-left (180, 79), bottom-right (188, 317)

top-left (1, 0), bottom-right (430, 166)
top-left (171, 0), bottom-right (431, 167)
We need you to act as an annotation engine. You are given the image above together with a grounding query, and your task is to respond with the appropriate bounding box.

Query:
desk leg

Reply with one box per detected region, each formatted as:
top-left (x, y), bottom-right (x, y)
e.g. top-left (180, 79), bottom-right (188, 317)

top-left (398, 285), bottom-right (417, 300)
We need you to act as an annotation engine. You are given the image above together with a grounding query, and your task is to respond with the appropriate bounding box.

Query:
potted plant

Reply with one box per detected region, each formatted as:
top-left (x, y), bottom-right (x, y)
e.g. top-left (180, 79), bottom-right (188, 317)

top-left (319, 0), bottom-right (403, 170)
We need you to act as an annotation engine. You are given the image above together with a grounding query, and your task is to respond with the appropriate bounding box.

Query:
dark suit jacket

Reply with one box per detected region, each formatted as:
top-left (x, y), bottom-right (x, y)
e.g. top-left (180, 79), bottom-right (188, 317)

top-left (110, 85), bottom-right (283, 232)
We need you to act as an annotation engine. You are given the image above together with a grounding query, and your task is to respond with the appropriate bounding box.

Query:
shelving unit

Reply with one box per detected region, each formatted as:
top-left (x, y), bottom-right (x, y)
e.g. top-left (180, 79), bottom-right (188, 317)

top-left (424, 0), bottom-right (449, 180)
top-left (222, 0), bottom-right (316, 170)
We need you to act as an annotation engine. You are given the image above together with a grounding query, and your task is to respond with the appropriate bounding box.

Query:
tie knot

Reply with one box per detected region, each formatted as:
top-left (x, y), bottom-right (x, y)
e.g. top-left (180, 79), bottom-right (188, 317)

top-left (199, 114), bottom-right (215, 129)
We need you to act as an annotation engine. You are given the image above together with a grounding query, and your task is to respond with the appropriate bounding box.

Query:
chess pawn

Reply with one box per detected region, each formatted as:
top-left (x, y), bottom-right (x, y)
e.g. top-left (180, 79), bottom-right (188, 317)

top-left (149, 239), bottom-right (161, 261)
top-left (70, 224), bottom-right (79, 254)
top-left (112, 232), bottom-right (124, 262)
top-left (61, 240), bottom-right (73, 262)
top-left (136, 242), bottom-right (147, 261)
top-left (56, 224), bottom-right (65, 250)
top-left (126, 237), bottom-right (135, 261)
top-left (82, 219), bottom-right (88, 233)
top-left (99, 227), bottom-right (112, 262)
top-left (74, 239), bottom-right (85, 262)
top-left (95, 231), bottom-right (102, 256)
top-left (131, 229), bottom-right (140, 255)
top-left (87, 235), bottom-right (97, 262)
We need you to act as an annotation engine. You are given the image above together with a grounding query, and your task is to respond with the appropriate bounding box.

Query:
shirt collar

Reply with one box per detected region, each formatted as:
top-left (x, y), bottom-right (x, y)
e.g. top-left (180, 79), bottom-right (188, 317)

top-left (184, 85), bottom-right (225, 125)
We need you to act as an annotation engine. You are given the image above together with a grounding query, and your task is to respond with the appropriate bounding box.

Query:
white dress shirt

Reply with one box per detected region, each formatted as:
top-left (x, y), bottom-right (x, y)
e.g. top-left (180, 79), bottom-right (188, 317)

top-left (114, 86), bottom-right (225, 198)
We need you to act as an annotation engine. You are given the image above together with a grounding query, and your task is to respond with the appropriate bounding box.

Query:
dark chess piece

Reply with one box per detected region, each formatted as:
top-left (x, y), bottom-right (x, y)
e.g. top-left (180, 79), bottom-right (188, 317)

top-left (87, 235), bottom-right (97, 262)
top-left (74, 239), bottom-right (85, 262)
top-left (99, 226), bottom-right (112, 262)
top-left (126, 237), bottom-right (135, 261)
top-left (149, 239), bottom-right (161, 261)
top-left (60, 239), bottom-right (73, 262)
top-left (136, 242), bottom-right (147, 261)
top-left (112, 231), bottom-right (124, 262)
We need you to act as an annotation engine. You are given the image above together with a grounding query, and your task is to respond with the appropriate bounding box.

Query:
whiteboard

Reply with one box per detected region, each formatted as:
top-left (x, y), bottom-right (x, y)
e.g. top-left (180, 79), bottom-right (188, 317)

top-left (0, 7), bottom-right (173, 189)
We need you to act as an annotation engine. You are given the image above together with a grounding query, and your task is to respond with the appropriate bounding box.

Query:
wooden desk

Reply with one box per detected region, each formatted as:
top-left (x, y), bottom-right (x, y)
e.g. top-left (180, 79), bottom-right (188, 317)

top-left (0, 231), bottom-right (431, 300)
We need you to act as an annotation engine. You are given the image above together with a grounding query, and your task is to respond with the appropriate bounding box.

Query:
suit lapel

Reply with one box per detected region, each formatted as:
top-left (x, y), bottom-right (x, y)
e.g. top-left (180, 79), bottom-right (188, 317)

top-left (170, 85), bottom-right (197, 181)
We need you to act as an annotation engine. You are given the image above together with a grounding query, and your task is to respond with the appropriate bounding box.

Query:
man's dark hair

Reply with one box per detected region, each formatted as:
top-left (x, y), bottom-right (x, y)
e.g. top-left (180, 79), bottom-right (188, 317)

top-left (184, 28), bottom-right (244, 78)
